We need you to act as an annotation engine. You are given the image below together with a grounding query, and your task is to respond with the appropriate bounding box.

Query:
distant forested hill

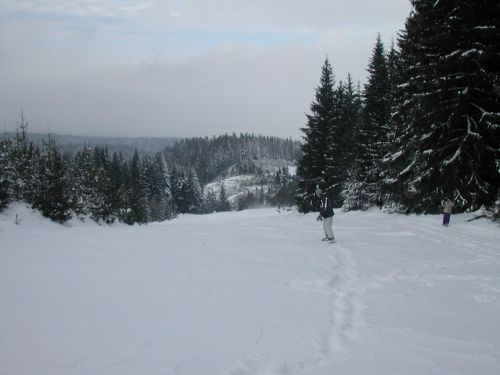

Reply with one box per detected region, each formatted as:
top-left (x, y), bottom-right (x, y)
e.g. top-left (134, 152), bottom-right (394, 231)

top-left (1, 128), bottom-right (300, 224)
top-left (15, 133), bottom-right (180, 158)
top-left (164, 133), bottom-right (301, 184)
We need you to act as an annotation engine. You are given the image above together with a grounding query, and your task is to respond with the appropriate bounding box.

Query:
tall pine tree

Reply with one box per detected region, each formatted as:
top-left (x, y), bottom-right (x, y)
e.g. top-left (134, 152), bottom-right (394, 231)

top-left (296, 58), bottom-right (336, 212)
top-left (357, 35), bottom-right (391, 207)
top-left (388, 0), bottom-right (500, 213)
top-left (32, 137), bottom-right (72, 222)
top-left (126, 150), bottom-right (147, 223)
top-left (0, 136), bottom-right (13, 209)
top-left (325, 74), bottom-right (361, 207)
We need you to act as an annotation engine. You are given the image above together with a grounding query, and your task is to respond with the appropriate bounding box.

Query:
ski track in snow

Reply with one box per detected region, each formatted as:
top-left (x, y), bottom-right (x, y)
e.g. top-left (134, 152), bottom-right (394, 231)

top-left (326, 244), bottom-right (363, 353)
top-left (226, 218), bottom-right (365, 375)
top-left (371, 216), bottom-right (500, 301)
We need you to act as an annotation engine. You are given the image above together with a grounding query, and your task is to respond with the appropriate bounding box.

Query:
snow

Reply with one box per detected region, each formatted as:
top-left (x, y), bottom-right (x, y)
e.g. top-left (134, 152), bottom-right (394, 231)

top-left (443, 147), bottom-right (461, 166)
top-left (461, 49), bottom-right (480, 58)
top-left (420, 131), bottom-right (433, 141)
top-left (389, 150), bottom-right (402, 161)
top-left (399, 160), bottom-right (415, 176)
top-left (1, 202), bottom-right (500, 375)
top-left (204, 175), bottom-right (266, 203)
top-left (204, 163), bottom-right (296, 203)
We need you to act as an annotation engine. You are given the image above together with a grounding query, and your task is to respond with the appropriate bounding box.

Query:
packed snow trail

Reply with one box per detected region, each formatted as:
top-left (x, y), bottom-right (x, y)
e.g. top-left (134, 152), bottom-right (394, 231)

top-left (1, 204), bottom-right (499, 375)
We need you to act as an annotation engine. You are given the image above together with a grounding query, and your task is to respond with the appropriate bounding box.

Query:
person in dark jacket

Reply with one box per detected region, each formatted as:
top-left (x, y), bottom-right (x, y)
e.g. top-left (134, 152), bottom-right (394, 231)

top-left (316, 188), bottom-right (334, 241)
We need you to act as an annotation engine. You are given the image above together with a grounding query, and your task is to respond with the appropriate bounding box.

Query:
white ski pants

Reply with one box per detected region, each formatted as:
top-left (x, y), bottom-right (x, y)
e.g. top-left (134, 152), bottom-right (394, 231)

top-left (323, 216), bottom-right (334, 238)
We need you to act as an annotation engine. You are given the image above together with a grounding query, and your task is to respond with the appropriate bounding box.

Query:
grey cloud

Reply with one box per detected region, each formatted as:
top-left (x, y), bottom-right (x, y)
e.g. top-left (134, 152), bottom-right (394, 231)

top-left (4, 0), bottom-right (409, 32)
top-left (1, 1), bottom-right (411, 139)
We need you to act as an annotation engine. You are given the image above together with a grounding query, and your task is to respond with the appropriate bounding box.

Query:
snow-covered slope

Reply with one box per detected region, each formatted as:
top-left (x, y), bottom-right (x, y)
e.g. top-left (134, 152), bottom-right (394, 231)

top-left (204, 174), bottom-right (267, 203)
top-left (204, 162), bottom-right (295, 204)
top-left (1, 203), bottom-right (499, 375)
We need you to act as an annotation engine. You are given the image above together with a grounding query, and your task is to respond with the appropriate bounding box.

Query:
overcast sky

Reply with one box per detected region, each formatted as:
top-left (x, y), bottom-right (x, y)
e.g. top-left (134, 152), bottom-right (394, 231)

top-left (1, 0), bottom-right (411, 140)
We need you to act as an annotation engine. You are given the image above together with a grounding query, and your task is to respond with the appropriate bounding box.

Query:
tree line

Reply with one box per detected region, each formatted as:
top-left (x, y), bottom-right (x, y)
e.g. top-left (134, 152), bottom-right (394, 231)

top-left (164, 133), bottom-right (300, 185)
top-left (0, 118), bottom-right (297, 224)
top-left (296, 0), bottom-right (499, 217)
top-left (3, 1), bottom-right (498, 222)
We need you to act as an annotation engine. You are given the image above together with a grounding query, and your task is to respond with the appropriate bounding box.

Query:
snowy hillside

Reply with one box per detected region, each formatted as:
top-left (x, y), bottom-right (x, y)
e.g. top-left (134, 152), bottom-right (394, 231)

top-left (1, 204), bottom-right (499, 375)
top-left (204, 163), bottom-right (296, 205)
top-left (204, 174), bottom-right (262, 203)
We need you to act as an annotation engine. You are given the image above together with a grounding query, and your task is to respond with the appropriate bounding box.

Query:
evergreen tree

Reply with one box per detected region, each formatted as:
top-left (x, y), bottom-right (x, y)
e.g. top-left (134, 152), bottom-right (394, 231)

top-left (273, 166), bottom-right (296, 208)
top-left (109, 152), bottom-right (126, 221)
top-left (236, 190), bottom-right (257, 211)
top-left (170, 165), bottom-right (190, 214)
top-left (170, 165), bottom-right (180, 211)
top-left (340, 79), bottom-right (369, 211)
top-left (186, 168), bottom-right (203, 213)
top-left (342, 75), bottom-right (363, 165)
top-left (126, 150), bottom-right (147, 223)
top-left (141, 155), bottom-right (155, 221)
top-left (354, 34), bottom-right (391, 207)
top-left (378, 40), bottom-right (405, 208)
top-left (203, 189), bottom-right (218, 213)
top-left (388, 0), bottom-right (500, 213)
top-left (296, 58), bottom-right (336, 212)
top-left (386, 40), bottom-right (402, 133)
top-left (155, 153), bottom-right (175, 220)
top-left (0, 135), bottom-right (13, 209)
top-left (322, 80), bottom-right (346, 206)
top-left (72, 146), bottom-right (96, 218)
top-left (91, 147), bottom-right (116, 223)
top-left (10, 113), bottom-right (35, 202)
top-left (32, 137), bottom-right (72, 222)
top-left (217, 182), bottom-right (231, 212)
top-left (324, 75), bottom-right (362, 207)
top-left (143, 153), bottom-right (175, 221)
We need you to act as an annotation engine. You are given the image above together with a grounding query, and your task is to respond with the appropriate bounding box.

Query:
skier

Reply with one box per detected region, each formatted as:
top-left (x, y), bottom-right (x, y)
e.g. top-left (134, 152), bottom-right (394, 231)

top-left (441, 196), bottom-right (454, 226)
top-left (316, 187), bottom-right (335, 241)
